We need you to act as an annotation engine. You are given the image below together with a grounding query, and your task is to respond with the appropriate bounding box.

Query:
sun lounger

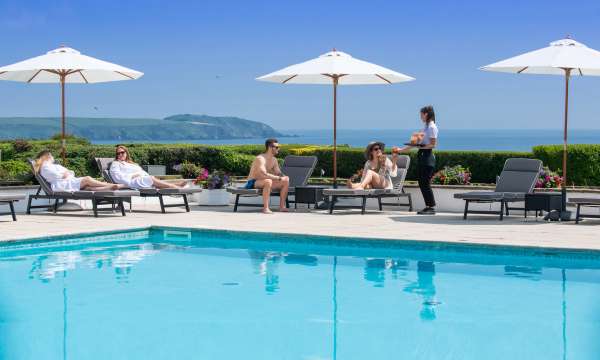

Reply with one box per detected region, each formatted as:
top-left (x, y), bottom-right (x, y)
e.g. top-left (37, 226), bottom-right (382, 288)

top-left (322, 155), bottom-right (412, 214)
top-left (454, 158), bottom-right (542, 220)
top-left (569, 198), bottom-right (600, 224)
top-left (26, 160), bottom-right (139, 217)
top-left (0, 194), bottom-right (26, 221)
top-left (95, 158), bottom-right (202, 213)
top-left (227, 155), bottom-right (318, 212)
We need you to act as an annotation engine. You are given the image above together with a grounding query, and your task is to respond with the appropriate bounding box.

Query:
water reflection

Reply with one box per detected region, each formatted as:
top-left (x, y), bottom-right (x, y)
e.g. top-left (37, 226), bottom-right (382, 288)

top-left (248, 251), bottom-right (282, 294)
top-left (248, 251), bottom-right (320, 294)
top-left (284, 254), bottom-right (318, 266)
top-left (364, 259), bottom-right (409, 287)
top-left (28, 244), bottom-right (159, 283)
top-left (403, 261), bottom-right (438, 321)
top-left (362, 258), bottom-right (439, 320)
top-left (504, 265), bottom-right (542, 281)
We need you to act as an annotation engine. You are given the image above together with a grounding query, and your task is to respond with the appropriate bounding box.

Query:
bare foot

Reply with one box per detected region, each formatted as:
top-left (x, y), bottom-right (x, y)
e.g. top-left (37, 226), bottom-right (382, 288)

top-left (279, 207), bottom-right (289, 212)
top-left (177, 180), bottom-right (188, 187)
top-left (111, 184), bottom-right (122, 190)
top-left (347, 179), bottom-right (353, 188)
top-left (262, 208), bottom-right (273, 214)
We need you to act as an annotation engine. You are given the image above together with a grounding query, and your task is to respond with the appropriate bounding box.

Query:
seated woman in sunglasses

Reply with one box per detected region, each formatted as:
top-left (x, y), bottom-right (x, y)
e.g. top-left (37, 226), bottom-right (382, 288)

top-left (109, 145), bottom-right (187, 189)
top-left (347, 142), bottom-right (398, 190)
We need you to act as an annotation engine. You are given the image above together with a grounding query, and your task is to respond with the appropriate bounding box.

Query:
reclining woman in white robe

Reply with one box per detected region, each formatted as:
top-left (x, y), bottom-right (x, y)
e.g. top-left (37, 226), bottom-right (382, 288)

top-left (109, 145), bottom-right (187, 189)
top-left (34, 150), bottom-right (123, 192)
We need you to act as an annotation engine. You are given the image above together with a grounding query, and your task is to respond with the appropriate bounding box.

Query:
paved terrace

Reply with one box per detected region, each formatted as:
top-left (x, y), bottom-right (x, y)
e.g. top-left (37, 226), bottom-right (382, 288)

top-left (2, 200), bottom-right (600, 251)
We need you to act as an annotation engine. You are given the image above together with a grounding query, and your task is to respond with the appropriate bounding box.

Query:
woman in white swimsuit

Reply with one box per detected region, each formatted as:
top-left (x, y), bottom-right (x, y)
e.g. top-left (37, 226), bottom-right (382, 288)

top-left (109, 145), bottom-right (186, 189)
top-left (34, 150), bottom-right (123, 192)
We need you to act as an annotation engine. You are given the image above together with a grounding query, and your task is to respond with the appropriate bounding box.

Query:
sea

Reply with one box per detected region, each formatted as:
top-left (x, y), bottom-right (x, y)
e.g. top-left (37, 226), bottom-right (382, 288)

top-left (92, 129), bottom-right (600, 152)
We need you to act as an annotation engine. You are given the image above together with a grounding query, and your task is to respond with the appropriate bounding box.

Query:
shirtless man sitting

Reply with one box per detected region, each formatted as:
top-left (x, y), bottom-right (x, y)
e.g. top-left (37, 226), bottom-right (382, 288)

top-left (244, 138), bottom-right (290, 214)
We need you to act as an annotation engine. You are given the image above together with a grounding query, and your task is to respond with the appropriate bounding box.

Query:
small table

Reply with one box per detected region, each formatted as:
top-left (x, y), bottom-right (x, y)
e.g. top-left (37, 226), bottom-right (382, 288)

top-left (524, 192), bottom-right (563, 219)
top-left (294, 186), bottom-right (326, 209)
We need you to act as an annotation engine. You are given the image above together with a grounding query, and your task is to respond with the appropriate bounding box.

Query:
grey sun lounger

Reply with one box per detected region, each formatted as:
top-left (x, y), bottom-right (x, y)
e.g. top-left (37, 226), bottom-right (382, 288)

top-left (227, 155), bottom-right (318, 212)
top-left (454, 158), bottom-right (542, 220)
top-left (26, 160), bottom-right (139, 217)
top-left (322, 155), bottom-right (413, 214)
top-left (1, 194), bottom-right (26, 221)
top-left (569, 198), bottom-right (600, 224)
top-left (95, 158), bottom-right (202, 213)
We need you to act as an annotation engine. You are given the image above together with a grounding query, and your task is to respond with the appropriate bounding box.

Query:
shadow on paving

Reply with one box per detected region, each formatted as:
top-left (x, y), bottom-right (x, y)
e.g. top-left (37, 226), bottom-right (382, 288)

top-left (388, 214), bottom-right (552, 226)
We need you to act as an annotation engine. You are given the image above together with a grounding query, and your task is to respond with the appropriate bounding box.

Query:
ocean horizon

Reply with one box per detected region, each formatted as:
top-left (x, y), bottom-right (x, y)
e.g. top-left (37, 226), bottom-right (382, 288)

top-left (93, 128), bottom-right (600, 152)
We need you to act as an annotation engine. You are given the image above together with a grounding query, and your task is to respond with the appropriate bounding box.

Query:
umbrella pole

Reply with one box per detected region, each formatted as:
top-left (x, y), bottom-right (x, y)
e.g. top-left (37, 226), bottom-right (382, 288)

top-left (60, 74), bottom-right (66, 164)
top-left (333, 76), bottom-right (338, 188)
top-left (561, 69), bottom-right (571, 213)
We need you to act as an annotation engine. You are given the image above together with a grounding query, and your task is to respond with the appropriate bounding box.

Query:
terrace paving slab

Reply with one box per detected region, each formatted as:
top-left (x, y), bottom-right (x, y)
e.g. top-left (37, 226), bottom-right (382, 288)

top-left (1, 203), bottom-right (599, 251)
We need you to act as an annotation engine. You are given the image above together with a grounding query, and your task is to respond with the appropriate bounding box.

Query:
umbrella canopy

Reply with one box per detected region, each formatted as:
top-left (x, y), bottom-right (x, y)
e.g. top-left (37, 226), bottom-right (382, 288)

top-left (480, 38), bottom-right (600, 215)
top-left (0, 46), bottom-right (143, 160)
top-left (0, 46), bottom-right (143, 83)
top-left (257, 50), bottom-right (414, 183)
top-left (480, 38), bottom-right (600, 75)
top-left (257, 50), bottom-right (415, 85)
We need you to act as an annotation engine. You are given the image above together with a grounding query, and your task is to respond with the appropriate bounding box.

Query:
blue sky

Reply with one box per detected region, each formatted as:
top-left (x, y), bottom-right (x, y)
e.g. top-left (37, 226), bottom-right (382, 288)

top-left (0, 0), bottom-right (599, 130)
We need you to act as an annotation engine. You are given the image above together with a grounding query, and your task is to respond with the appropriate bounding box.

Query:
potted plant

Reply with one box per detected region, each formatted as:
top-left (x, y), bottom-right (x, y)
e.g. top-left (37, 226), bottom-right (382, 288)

top-left (432, 165), bottom-right (471, 185)
top-left (535, 166), bottom-right (563, 189)
top-left (192, 169), bottom-right (231, 205)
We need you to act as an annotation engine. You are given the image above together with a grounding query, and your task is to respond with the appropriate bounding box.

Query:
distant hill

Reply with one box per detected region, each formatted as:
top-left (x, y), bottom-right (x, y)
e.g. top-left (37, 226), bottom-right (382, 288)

top-left (0, 114), bottom-right (285, 141)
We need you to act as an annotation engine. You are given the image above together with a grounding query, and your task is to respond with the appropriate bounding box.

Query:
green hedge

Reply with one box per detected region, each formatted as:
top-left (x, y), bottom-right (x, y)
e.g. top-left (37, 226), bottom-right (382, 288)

top-left (0, 160), bottom-right (33, 183)
top-left (1, 140), bottom-right (598, 185)
top-left (533, 144), bottom-right (600, 187)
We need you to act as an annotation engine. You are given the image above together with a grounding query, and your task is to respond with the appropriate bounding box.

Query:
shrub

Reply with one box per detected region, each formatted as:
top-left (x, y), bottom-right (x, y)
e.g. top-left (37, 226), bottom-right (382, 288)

top-left (12, 139), bottom-right (32, 153)
top-left (0, 160), bottom-right (33, 182)
top-left (49, 133), bottom-right (91, 145)
top-left (1, 139), bottom-right (599, 186)
top-left (0, 143), bottom-right (15, 161)
top-left (177, 162), bottom-right (205, 179)
top-left (432, 165), bottom-right (471, 185)
top-left (533, 144), bottom-right (600, 186)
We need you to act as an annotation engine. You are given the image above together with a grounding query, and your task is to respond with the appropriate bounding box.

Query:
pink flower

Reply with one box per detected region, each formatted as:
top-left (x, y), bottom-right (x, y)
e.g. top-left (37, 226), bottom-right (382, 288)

top-left (199, 168), bottom-right (209, 180)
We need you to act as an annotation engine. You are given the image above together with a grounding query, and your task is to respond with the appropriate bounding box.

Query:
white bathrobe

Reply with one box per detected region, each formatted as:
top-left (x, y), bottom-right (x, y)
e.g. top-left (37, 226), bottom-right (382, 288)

top-left (40, 162), bottom-right (82, 192)
top-left (110, 161), bottom-right (154, 189)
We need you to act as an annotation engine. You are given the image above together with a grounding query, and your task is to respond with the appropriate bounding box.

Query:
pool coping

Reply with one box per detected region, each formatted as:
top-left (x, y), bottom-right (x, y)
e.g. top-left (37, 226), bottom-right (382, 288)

top-left (3, 224), bottom-right (600, 258)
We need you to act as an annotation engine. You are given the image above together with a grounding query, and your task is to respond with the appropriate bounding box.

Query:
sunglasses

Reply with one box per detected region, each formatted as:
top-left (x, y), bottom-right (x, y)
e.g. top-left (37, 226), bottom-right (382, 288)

top-left (116, 151), bottom-right (126, 155)
top-left (372, 147), bottom-right (381, 152)
top-left (271, 145), bottom-right (280, 150)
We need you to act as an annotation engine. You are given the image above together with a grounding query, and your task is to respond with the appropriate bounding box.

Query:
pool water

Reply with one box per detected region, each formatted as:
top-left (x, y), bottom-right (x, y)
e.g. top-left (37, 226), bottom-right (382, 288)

top-left (1, 228), bottom-right (599, 359)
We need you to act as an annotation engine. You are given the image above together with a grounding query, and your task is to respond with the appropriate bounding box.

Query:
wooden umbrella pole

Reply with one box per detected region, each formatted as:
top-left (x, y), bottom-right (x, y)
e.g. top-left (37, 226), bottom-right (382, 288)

top-left (333, 76), bottom-right (338, 188)
top-left (561, 68), bottom-right (571, 211)
top-left (60, 73), bottom-right (66, 164)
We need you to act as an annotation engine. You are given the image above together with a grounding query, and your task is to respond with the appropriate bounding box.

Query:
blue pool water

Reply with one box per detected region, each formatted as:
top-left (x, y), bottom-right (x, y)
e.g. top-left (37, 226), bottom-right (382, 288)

top-left (1, 228), bottom-right (599, 359)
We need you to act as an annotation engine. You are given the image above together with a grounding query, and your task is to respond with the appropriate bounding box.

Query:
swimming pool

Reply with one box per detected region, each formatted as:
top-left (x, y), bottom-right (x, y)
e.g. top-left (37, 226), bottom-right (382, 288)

top-left (0, 227), bottom-right (599, 359)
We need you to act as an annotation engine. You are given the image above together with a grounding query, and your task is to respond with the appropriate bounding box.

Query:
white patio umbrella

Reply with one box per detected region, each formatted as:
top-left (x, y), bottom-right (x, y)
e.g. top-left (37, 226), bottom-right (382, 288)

top-left (257, 50), bottom-right (414, 184)
top-left (0, 46), bottom-right (143, 161)
top-left (480, 38), bottom-right (600, 214)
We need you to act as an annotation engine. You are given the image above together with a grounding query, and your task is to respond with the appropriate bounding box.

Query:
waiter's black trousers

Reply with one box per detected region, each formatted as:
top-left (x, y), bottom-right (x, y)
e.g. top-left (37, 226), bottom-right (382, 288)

top-left (418, 165), bottom-right (436, 207)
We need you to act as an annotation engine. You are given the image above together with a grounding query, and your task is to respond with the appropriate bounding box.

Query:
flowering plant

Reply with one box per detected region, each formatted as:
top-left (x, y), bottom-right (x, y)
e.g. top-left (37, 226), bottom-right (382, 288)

top-left (176, 162), bottom-right (206, 179)
top-left (194, 169), bottom-right (230, 189)
top-left (192, 168), bottom-right (210, 185)
top-left (432, 165), bottom-right (471, 185)
top-left (535, 166), bottom-right (563, 188)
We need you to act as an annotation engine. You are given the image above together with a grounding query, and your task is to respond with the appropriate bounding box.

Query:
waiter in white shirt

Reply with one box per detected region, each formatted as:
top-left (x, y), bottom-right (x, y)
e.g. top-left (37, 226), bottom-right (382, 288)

top-left (393, 105), bottom-right (439, 215)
